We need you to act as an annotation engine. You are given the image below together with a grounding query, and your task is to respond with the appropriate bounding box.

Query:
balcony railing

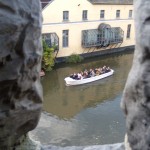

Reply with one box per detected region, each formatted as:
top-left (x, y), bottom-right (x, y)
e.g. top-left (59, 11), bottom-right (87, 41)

top-left (82, 26), bottom-right (124, 48)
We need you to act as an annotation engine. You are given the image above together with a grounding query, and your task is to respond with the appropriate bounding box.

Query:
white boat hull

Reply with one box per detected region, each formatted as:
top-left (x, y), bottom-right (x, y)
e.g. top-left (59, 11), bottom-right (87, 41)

top-left (64, 69), bottom-right (114, 86)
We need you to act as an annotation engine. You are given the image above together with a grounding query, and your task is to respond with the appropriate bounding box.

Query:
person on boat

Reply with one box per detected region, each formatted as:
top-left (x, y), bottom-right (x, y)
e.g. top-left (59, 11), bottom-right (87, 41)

top-left (95, 68), bottom-right (100, 76)
top-left (102, 66), bottom-right (107, 73)
top-left (77, 73), bottom-right (82, 80)
top-left (70, 73), bottom-right (74, 79)
top-left (83, 69), bottom-right (88, 78)
top-left (87, 69), bottom-right (92, 78)
top-left (97, 67), bottom-right (102, 75)
top-left (88, 69), bottom-right (95, 77)
top-left (91, 69), bottom-right (95, 77)
top-left (80, 71), bottom-right (84, 77)
top-left (70, 73), bottom-right (78, 79)
top-left (105, 66), bottom-right (111, 73)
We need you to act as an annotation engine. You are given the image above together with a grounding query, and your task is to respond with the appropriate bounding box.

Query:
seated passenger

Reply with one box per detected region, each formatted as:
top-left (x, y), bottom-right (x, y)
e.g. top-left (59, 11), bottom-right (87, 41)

top-left (98, 67), bottom-right (103, 74)
top-left (91, 69), bottom-right (95, 77)
top-left (95, 69), bottom-right (100, 76)
top-left (102, 66), bottom-right (107, 73)
top-left (70, 73), bottom-right (75, 79)
top-left (105, 66), bottom-right (111, 73)
top-left (83, 69), bottom-right (88, 78)
top-left (80, 71), bottom-right (84, 77)
top-left (87, 69), bottom-right (92, 78)
top-left (77, 73), bottom-right (82, 80)
top-left (88, 69), bottom-right (95, 77)
top-left (70, 73), bottom-right (78, 79)
top-left (94, 68), bottom-right (100, 76)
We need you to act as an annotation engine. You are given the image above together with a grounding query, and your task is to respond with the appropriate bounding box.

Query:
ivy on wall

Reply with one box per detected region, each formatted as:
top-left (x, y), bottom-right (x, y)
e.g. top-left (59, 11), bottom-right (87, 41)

top-left (42, 40), bottom-right (55, 71)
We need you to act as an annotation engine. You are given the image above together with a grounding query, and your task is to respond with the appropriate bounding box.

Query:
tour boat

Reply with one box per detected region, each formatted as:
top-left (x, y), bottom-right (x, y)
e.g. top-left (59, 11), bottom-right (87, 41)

top-left (64, 69), bottom-right (114, 86)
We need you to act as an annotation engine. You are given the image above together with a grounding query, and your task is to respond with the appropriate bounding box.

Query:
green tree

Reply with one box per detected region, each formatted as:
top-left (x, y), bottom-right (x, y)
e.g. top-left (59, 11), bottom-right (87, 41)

top-left (42, 40), bottom-right (55, 71)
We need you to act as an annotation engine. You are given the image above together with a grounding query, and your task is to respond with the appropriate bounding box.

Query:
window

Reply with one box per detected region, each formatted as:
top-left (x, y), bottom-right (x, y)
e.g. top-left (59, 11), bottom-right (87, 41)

top-left (63, 11), bottom-right (69, 21)
top-left (127, 24), bottom-right (131, 38)
top-left (63, 30), bottom-right (69, 47)
top-left (100, 10), bottom-right (105, 19)
top-left (43, 33), bottom-right (59, 51)
top-left (129, 10), bottom-right (133, 18)
top-left (116, 10), bottom-right (120, 19)
top-left (82, 10), bottom-right (88, 20)
top-left (97, 34), bottom-right (101, 43)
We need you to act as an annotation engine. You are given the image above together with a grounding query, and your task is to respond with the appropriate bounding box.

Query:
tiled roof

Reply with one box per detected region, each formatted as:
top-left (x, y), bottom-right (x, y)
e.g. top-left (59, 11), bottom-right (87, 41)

top-left (89, 0), bottom-right (133, 5)
top-left (40, 0), bottom-right (52, 9)
top-left (40, 0), bottom-right (133, 9)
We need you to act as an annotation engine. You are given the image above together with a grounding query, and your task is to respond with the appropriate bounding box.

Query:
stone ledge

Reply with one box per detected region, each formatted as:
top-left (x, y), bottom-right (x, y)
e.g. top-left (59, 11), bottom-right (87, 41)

top-left (15, 134), bottom-right (125, 150)
top-left (42, 143), bottom-right (124, 150)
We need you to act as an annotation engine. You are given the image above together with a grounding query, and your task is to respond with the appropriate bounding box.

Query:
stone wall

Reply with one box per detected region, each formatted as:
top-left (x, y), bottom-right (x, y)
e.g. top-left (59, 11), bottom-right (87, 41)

top-left (0, 0), bottom-right (43, 149)
top-left (121, 0), bottom-right (150, 149)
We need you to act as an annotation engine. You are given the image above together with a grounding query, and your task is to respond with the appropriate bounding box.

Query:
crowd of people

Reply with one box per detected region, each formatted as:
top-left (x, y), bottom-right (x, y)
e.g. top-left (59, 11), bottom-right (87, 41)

top-left (70, 66), bottom-right (111, 80)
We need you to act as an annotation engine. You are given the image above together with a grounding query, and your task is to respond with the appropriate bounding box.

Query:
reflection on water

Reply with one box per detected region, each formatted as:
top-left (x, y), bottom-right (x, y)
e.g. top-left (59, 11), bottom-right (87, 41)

top-left (31, 51), bottom-right (134, 146)
top-left (42, 52), bottom-right (133, 119)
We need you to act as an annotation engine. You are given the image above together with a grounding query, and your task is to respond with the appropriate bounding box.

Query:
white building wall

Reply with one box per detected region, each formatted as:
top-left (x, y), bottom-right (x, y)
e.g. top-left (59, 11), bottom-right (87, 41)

top-left (42, 0), bottom-right (135, 57)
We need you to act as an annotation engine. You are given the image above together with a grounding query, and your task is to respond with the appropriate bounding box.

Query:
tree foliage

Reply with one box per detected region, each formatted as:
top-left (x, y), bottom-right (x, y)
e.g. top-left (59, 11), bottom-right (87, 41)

top-left (42, 40), bottom-right (55, 71)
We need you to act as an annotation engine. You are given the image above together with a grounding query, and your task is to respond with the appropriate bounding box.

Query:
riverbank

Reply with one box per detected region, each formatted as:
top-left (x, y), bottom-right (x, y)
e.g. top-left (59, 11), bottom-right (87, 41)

top-left (55, 45), bottom-right (134, 64)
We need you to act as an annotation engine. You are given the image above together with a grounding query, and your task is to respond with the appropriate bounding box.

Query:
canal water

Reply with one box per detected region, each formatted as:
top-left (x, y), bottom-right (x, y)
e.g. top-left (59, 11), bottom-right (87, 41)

top-left (30, 51), bottom-right (134, 147)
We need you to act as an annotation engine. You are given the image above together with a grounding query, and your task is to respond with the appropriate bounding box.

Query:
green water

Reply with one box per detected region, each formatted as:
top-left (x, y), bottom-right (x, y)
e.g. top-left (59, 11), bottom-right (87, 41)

top-left (31, 51), bottom-right (134, 146)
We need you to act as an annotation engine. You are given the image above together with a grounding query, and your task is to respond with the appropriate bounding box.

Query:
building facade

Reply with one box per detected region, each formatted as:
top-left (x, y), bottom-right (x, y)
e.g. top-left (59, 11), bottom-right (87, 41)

top-left (41, 0), bottom-right (134, 60)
